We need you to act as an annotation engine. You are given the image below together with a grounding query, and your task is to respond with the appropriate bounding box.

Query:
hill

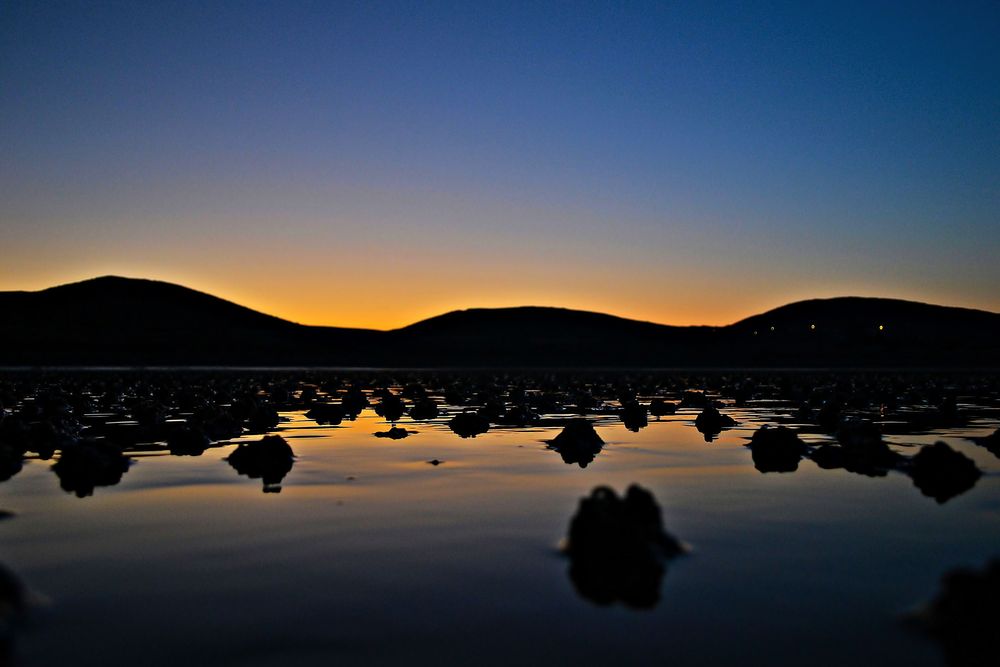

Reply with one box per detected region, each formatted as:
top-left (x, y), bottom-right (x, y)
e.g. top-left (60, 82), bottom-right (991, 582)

top-left (0, 276), bottom-right (378, 365)
top-left (1, 276), bottom-right (998, 367)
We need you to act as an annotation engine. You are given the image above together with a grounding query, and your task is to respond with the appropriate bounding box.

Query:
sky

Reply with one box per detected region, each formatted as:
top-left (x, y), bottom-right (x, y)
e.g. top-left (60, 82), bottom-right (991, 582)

top-left (1, 1), bottom-right (998, 329)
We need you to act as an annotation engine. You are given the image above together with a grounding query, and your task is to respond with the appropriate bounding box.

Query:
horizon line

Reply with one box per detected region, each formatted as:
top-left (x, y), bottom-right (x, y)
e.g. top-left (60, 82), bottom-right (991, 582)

top-left (5, 273), bottom-right (999, 333)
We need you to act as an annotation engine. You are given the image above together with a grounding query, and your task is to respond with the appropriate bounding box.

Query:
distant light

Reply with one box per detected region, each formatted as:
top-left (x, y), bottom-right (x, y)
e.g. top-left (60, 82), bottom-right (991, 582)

top-left (753, 330), bottom-right (758, 335)
top-left (769, 326), bottom-right (775, 332)
top-left (878, 324), bottom-right (885, 331)
top-left (810, 324), bottom-right (816, 331)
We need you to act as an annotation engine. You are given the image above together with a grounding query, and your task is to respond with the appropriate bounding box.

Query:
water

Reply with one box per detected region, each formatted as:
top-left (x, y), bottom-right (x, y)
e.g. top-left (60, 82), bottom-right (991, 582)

top-left (1, 375), bottom-right (999, 666)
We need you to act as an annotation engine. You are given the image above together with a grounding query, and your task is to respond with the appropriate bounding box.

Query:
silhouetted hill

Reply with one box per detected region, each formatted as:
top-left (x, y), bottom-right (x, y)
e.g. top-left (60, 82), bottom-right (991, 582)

top-left (399, 306), bottom-right (676, 336)
top-left (728, 297), bottom-right (1000, 367)
top-left (391, 306), bottom-right (714, 366)
top-left (1, 277), bottom-right (998, 367)
top-left (2, 276), bottom-right (295, 330)
top-left (0, 276), bottom-right (378, 365)
top-left (733, 296), bottom-right (1000, 336)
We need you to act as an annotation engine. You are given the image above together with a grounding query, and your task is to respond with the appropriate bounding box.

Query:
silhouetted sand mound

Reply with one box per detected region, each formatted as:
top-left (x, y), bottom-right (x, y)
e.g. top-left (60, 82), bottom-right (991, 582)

top-left (694, 406), bottom-right (736, 441)
top-left (226, 434), bottom-right (295, 493)
top-left (680, 391), bottom-right (710, 408)
top-left (305, 403), bottom-right (345, 425)
top-left (340, 388), bottom-right (369, 417)
top-left (448, 412), bottom-right (490, 438)
top-left (408, 398), bottom-right (439, 421)
top-left (0, 564), bottom-right (26, 621)
top-left (190, 406), bottom-right (243, 441)
top-left (748, 425), bottom-right (806, 473)
top-left (244, 402), bottom-right (280, 433)
top-left (971, 428), bottom-right (1000, 459)
top-left (166, 426), bottom-right (211, 456)
top-left (909, 441), bottom-right (981, 504)
top-left (649, 398), bottom-right (678, 418)
top-left (817, 418), bottom-right (902, 477)
top-left (911, 558), bottom-right (1000, 667)
top-left (815, 401), bottom-right (842, 431)
top-left (374, 395), bottom-right (405, 423)
top-left (498, 404), bottom-right (541, 426)
top-left (0, 562), bottom-right (28, 659)
top-left (0, 445), bottom-right (22, 483)
top-left (51, 441), bottom-right (130, 498)
top-left (620, 401), bottom-right (648, 432)
top-left (836, 418), bottom-right (883, 449)
top-left (548, 419), bottom-right (604, 468)
top-left (564, 485), bottom-right (684, 609)
top-left (374, 427), bottom-right (412, 440)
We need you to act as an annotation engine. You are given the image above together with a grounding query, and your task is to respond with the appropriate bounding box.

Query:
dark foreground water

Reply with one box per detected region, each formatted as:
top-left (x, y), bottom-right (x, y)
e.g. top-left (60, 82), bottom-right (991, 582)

top-left (1, 372), bottom-right (998, 666)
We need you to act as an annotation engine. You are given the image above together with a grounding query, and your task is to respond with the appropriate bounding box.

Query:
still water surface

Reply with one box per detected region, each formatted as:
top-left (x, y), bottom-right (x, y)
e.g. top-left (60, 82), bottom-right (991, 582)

top-left (2, 394), bottom-right (999, 666)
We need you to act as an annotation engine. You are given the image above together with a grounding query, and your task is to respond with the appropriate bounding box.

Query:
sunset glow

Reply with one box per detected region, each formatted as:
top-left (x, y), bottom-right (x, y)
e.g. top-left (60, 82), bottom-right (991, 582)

top-left (2, 2), bottom-right (998, 328)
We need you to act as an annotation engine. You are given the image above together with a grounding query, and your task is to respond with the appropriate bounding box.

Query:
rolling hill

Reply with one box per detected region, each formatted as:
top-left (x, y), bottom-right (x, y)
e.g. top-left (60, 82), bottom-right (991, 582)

top-left (1, 276), bottom-right (998, 367)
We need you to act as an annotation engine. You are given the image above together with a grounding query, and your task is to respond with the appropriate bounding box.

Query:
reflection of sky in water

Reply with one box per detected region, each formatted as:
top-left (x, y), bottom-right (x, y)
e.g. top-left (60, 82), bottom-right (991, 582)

top-left (2, 408), bottom-right (999, 666)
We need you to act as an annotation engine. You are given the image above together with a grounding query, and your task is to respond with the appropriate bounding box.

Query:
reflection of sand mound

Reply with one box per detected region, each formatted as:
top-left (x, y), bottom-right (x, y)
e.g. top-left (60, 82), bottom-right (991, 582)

top-left (564, 485), bottom-right (684, 609)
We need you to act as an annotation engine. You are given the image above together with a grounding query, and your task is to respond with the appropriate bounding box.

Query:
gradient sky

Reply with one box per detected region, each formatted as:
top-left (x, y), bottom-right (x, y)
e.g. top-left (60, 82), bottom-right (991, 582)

top-left (2, 1), bottom-right (998, 329)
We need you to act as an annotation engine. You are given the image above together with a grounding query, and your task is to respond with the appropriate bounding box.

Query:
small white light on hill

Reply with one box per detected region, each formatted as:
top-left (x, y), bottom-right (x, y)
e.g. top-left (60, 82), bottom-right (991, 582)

top-left (810, 324), bottom-right (816, 331)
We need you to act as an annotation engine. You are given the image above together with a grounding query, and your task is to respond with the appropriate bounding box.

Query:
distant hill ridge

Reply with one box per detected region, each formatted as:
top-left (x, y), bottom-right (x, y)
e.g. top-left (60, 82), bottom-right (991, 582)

top-left (1, 276), bottom-right (998, 367)
top-left (2, 275), bottom-right (297, 330)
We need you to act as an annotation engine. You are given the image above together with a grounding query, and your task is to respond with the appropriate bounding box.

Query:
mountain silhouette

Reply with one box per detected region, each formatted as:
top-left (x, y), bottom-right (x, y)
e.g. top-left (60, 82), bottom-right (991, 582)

top-left (1, 276), bottom-right (998, 367)
top-left (0, 276), bottom-right (376, 365)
